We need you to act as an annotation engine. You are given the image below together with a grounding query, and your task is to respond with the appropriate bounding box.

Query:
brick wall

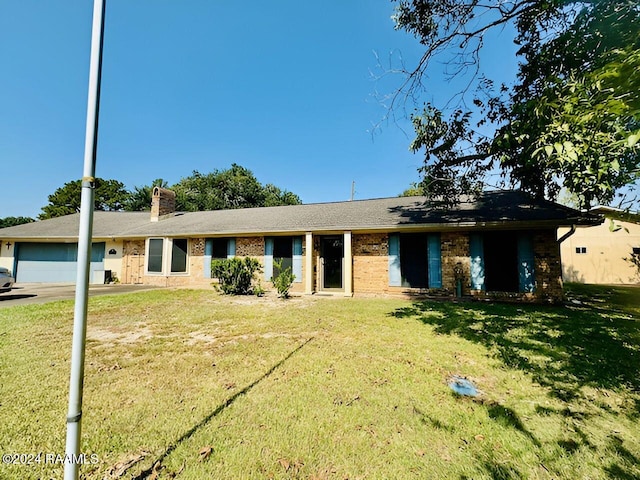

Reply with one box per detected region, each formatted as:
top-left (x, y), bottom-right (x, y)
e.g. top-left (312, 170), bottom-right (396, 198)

top-left (534, 229), bottom-right (564, 302)
top-left (441, 232), bottom-right (471, 295)
top-left (150, 187), bottom-right (176, 220)
top-left (236, 236), bottom-right (265, 257)
top-left (353, 233), bottom-right (390, 294)
top-left (121, 230), bottom-right (564, 301)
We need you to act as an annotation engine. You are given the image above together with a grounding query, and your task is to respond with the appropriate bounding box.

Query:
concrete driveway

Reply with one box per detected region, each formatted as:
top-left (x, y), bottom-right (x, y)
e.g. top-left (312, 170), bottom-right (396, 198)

top-left (0, 283), bottom-right (159, 308)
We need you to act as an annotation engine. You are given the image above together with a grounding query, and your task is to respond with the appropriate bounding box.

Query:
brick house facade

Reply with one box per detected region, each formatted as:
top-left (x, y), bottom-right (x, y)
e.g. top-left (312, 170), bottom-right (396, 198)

top-left (0, 190), bottom-right (599, 302)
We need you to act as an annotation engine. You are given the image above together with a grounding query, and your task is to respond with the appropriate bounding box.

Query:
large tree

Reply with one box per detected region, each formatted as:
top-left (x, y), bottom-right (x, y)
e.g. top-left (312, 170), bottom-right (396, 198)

top-left (123, 178), bottom-right (169, 212)
top-left (392, 0), bottom-right (640, 208)
top-left (39, 178), bottom-right (129, 219)
top-left (171, 164), bottom-right (301, 211)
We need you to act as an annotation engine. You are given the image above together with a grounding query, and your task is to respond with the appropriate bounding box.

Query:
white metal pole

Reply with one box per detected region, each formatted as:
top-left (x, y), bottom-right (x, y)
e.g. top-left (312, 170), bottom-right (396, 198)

top-left (64, 0), bottom-right (105, 478)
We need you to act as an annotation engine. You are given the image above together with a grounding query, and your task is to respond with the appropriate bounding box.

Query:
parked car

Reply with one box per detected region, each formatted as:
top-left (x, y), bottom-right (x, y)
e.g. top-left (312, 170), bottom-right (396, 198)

top-left (0, 267), bottom-right (15, 293)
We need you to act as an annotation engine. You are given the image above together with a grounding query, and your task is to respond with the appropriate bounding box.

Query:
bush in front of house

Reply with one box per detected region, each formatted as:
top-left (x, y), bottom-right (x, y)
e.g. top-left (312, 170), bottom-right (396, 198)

top-left (271, 259), bottom-right (295, 299)
top-left (211, 257), bottom-right (262, 295)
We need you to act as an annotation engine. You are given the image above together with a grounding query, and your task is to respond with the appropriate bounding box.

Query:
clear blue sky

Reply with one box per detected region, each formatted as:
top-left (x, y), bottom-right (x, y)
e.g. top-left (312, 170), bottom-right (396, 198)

top-left (0, 1), bottom-right (518, 219)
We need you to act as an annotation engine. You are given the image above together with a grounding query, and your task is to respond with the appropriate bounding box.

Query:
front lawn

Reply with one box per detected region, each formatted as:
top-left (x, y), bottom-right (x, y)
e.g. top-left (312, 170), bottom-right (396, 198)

top-left (1, 284), bottom-right (638, 479)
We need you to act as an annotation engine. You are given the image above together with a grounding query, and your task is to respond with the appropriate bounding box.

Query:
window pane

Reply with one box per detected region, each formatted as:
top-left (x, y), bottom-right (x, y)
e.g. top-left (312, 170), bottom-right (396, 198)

top-left (400, 233), bottom-right (429, 288)
top-left (273, 237), bottom-right (293, 277)
top-left (171, 239), bottom-right (188, 273)
top-left (211, 238), bottom-right (228, 259)
top-left (148, 239), bottom-right (164, 273)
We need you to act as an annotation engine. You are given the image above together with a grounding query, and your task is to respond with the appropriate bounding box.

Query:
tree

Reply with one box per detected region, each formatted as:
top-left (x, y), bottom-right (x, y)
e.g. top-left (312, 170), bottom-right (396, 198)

top-left (391, 0), bottom-right (640, 209)
top-left (172, 164), bottom-right (301, 211)
top-left (124, 178), bottom-right (168, 212)
top-left (39, 178), bottom-right (129, 219)
top-left (0, 216), bottom-right (35, 228)
top-left (263, 183), bottom-right (302, 207)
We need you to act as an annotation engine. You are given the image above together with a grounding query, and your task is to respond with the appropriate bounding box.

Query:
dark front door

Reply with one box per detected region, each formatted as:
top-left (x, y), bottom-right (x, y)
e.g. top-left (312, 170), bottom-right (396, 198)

top-left (321, 236), bottom-right (343, 289)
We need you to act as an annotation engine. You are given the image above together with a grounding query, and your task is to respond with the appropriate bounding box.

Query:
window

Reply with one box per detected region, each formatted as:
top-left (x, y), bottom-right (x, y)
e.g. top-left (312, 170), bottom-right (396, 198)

top-left (147, 238), bottom-right (189, 274)
top-left (632, 247), bottom-right (640, 255)
top-left (575, 247), bottom-right (587, 254)
top-left (470, 231), bottom-right (535, 293)
top-left (211, 238), bottom-right (229, 259)
top-left (148, 239), bottom-right (164, 273)
top-left (273, 237), bottom-right (293, 277)
top-left (400, 233), bottom-right (429, 288)
top-left (264, 236), bottom-right (303, 283)
top-left (388, 233), bottom-right (442, 288)
top-left (171, 239), bottom-right (188, 273)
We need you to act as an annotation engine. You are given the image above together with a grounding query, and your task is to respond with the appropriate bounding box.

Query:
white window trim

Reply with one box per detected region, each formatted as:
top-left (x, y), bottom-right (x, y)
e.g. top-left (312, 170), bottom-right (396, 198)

top-left (145, 237), bottom-right (190, 276)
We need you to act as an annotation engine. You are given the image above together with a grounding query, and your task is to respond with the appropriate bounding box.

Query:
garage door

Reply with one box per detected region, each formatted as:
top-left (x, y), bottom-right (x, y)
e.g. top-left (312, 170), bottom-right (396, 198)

top-left (16, 242), bottom-right (106, 284)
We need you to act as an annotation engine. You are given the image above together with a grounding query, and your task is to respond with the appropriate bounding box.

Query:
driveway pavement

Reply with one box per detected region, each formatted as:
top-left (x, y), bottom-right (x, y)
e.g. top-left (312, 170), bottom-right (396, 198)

top-left (0, 283), bottom-right (159, 308)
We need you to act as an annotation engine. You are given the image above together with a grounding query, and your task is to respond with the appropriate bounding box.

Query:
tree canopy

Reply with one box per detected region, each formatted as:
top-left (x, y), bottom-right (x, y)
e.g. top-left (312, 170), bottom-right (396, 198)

top-left (37, 165), bottom-right (302, 219)
top-left (0, 216), bottom-right (35, 228)
top-left (392, 0), bottom-right (640, 208)
top-left (123, 178), bottom-right (168, 212)
top-left (39, 178), bottom-right (129, 219)
top-left (171, 164), bottom-right (301, 211)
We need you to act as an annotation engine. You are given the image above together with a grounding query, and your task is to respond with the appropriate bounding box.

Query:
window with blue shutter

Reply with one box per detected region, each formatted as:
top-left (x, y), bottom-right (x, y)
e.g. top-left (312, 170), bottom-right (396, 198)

top-left (204, 239), bottom-right (213, 279)
top-left (388, 234), bottom-right (401, 286)
top-left (469, 233), bottom-right (485, 291)
top-left (292, 236), bottom-right (303, 283)
top-left (264, 237), bottom-right (274, 281)
top-left (517, 234), bottom-right (535, 293)
top-left (227, 238), bottom-right (236, 258)
top-left (427, 234), bottom-right (442, 288)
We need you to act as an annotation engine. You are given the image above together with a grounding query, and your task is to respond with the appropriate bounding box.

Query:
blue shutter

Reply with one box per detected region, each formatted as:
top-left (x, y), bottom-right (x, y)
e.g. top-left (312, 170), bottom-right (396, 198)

top-left (427, 234), bottom-right (442, 288)
top-left (388, 234), bottom-right (401, 286)
top-left (292, 236), bottom-right (303, 283)
top-left (204, 239), bottom-right (213, 279)
top-left (469, 233), bottom-right (485, 291)
top-left (517, 234), bottom-right (535, 293)
top-left (227, 238), bottom-right (236, 258)
top-left (264, 237), bottom-right (274, 281)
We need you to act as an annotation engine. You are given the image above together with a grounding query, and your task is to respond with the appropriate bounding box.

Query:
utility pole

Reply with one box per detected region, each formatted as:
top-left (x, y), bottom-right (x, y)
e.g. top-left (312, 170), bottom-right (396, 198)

top-left (64, 1), bottom-right (105, 478)
top-left (350, 181), bottom-right (355, 201)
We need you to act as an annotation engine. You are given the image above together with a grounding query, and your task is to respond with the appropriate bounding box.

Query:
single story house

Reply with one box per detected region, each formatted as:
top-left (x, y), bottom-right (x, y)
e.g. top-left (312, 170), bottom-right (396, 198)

top-left (559, 206), bottom-right (640, 284)
top-left (0, 188), bottom-right (601, 302)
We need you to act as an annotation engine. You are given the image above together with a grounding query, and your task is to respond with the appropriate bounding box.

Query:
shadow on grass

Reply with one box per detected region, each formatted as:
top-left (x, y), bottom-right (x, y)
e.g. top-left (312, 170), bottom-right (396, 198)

top-left (604, 435), bottom-right (640, 479)
top-left (391, 287), bottom-right (640, 405)
top-left (133, 337), bottom-right (314, 480)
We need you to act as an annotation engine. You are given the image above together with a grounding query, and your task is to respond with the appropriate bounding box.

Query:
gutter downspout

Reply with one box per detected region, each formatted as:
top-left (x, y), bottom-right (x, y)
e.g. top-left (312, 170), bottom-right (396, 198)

top-left (557, 225), bottom-right (577, 245)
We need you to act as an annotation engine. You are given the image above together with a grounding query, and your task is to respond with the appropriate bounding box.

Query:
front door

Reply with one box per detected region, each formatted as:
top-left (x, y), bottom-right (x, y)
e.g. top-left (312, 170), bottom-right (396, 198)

top-left (321, 236), bottom-right (343, 290)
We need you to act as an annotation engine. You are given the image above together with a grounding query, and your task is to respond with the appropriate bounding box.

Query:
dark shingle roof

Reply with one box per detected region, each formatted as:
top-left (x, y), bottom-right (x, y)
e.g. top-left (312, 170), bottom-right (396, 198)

top-left (0, 190), bottom-right (601, 240)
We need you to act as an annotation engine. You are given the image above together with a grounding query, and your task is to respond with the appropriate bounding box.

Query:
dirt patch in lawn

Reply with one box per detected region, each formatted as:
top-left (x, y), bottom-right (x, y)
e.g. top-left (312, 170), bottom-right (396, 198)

top-left (87, 324), bottom-right (153, 347)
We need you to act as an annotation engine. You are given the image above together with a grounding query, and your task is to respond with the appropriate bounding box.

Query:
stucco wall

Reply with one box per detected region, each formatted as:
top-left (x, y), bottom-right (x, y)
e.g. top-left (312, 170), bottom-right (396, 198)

top-left (0, 241), bottom-right (15, 273)
top-left (559, 218), bottom-right (640, 284)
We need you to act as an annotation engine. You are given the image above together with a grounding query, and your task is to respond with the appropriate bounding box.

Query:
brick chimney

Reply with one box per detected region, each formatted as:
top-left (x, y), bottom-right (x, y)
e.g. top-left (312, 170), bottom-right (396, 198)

top-left (151, 187), bottom-right (176, 222)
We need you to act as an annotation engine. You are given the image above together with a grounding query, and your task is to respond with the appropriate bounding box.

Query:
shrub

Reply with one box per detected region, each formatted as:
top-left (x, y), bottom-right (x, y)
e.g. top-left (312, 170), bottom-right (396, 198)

top-left (211, 257), bottom-right (262, 295)
top-left (271, 259), bottom-right (295, 298)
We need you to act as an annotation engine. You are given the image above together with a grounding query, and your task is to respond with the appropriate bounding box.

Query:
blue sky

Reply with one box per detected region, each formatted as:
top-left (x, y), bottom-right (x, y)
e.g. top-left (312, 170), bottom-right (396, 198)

top-left (0, 1), bottom-right (518, 219)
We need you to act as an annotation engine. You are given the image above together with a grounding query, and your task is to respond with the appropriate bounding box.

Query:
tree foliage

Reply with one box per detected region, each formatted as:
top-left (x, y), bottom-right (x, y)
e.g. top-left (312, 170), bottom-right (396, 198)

top-left (39, 178), bottom-right (129, 219)
top-left (37, 164), bottom-right (302, 218)
top-left (123, 178), bottom-right (168, 212)
top-left (392, 0), bottom-right (640, 208)
top-left (0, 216), bottom-right (35, 228)
top-left (171, 164), bottom-right (301, 211)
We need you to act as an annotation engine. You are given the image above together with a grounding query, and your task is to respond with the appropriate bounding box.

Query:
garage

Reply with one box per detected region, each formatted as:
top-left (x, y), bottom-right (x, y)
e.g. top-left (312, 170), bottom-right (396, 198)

top-left (15, 242), bottom-right (106, 284)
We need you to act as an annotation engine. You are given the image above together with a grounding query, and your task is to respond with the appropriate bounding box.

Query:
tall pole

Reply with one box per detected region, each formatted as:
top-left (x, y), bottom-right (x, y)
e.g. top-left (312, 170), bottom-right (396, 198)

top-left (64, 0), bottom-right (105, 478)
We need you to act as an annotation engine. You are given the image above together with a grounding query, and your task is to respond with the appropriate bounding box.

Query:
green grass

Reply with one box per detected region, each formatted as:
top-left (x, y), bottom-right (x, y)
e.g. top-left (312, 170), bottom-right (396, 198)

top-left (1, 284), bottom-right (639, 479)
